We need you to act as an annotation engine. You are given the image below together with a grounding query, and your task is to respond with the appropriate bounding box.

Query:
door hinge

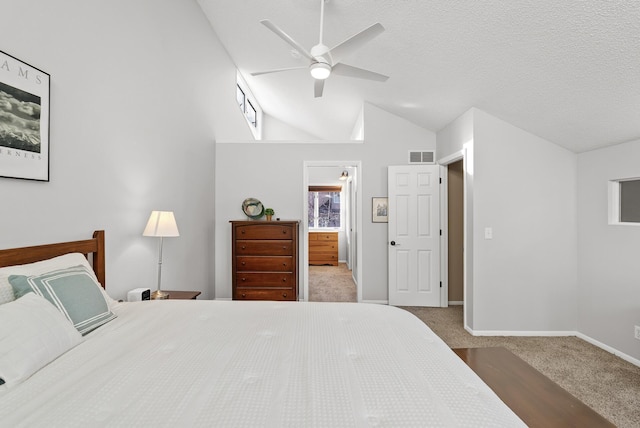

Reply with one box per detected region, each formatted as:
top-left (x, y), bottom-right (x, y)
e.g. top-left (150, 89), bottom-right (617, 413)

top-left (439, 229), bottom-right (442, 236)
top-left (440, 281), bottom-right (442, 288)
top-left (439, 177), bottom-right (442, 184)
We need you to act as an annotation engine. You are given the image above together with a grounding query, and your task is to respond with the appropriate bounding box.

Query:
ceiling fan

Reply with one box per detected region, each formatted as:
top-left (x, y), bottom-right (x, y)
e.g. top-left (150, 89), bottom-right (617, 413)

top-left (251, 0), bottom-right (389, 98)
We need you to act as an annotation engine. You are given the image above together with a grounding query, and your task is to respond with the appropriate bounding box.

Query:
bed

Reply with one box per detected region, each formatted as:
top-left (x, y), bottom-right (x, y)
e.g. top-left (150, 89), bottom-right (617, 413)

top-left (0, 231), bottom-right (525, 427)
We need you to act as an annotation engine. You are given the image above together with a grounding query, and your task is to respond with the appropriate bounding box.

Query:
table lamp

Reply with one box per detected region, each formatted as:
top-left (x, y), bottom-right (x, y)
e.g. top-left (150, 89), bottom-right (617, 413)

top-left (143, 211), bottom-right (179, 299)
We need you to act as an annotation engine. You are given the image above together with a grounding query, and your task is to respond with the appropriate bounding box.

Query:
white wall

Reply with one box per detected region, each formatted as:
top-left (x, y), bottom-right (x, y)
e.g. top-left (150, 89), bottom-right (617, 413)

top-left (473, 109), bottom-right (578, 331)
top-left (0, 0), bottom-right (245, 300)
top-left (214, 103), bottom-right (436, 301)
top-left (437, 108), bottom-right (578, 332)
top-left (578, 139), bottom-right (640, 361)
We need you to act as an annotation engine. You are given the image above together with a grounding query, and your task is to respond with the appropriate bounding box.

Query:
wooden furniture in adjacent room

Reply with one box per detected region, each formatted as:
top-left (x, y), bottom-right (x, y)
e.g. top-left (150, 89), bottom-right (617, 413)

top-left (230, 220), bottom-right (299, 301)
top-left (156, 290), bottom-right (201, 300)
top-left (453, 347), bottom-right (614, 427)
top-left (308, 231), bottom-right (338, 266)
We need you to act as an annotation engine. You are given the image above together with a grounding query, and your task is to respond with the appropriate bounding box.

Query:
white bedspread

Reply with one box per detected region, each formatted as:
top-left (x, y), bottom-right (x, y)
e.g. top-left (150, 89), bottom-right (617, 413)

top-left (0, 301), bottom-right (524, 427)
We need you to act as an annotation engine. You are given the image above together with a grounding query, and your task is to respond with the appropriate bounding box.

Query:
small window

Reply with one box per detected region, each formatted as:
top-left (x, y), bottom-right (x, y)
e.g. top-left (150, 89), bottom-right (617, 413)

top-left (236, 72), bottom-right (262, 140)
top-left (609, 178), bottom-right (640, 225)
top-left (236, 85), bottom-right (245, 112)
top-left (620, 180), bottom-right (640, 222)
top-left (308, 186), bottom-right (342, 229)
top-left (246, 100), bottom-right (257, 127)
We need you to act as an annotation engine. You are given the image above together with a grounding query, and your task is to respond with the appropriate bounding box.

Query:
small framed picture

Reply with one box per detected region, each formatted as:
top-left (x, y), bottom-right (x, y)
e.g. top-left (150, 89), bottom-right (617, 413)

top-left (372, 197), bottom-right (388, 223)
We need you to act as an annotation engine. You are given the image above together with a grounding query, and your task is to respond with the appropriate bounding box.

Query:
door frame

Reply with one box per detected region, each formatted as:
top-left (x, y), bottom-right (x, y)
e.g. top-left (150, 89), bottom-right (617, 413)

top-left (438, 149), bottom-right (468, 326)
top-left (302, 160), bottom-right (363, 302)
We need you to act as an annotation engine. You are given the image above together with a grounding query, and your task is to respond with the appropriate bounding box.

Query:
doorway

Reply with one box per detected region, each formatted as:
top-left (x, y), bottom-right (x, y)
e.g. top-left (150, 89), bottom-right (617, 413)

top-left (447, 160), bottom-right (464, 305)
top-left (439, 150), bottom-right (467, 328)
top-left (302, 161), bottom-right (362, 302)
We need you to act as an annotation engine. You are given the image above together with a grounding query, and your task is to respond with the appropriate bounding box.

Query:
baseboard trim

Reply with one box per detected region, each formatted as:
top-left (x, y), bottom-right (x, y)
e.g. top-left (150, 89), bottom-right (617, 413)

top-left (215, 297), bottom-right (232, 301)
top-left (577, 332), bottom-right (640, 368)
top-left (448, 301), bottom-right (463, 306)
top-left (361, 300), bottom-right (388, 305)
top-left (468, 329), bottom-right (576, 337)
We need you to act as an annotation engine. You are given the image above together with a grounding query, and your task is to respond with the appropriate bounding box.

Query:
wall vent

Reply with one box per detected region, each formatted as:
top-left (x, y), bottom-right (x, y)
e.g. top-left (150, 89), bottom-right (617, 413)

top-left (408, 150), bottom-right (435, 164)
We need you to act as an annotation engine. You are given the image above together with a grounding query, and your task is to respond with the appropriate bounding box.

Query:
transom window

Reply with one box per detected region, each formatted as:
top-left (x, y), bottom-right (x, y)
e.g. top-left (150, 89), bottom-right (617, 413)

top-left (308, 186), bottom-right (342, 229)
top-left (236, 72), bottom-right (262, 140)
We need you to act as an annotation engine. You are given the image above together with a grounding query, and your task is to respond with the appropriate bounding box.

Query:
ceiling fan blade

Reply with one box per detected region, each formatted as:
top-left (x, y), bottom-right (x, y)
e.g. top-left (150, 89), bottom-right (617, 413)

top-left (329, 23), bottom-right (385, 64)
top-left (314, 79), bottom-right (325, 98)
top-left (332, 63), bottom-right (389, 82)
top-left (251, 66), bottom-right (307, 77)
top-left (260, 20), bottom-right (314, 61)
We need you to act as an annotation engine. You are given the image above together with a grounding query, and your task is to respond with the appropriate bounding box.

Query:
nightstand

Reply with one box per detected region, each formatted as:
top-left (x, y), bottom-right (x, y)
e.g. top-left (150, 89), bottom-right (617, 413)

top-left (152, 290), bottom-right (201, 300)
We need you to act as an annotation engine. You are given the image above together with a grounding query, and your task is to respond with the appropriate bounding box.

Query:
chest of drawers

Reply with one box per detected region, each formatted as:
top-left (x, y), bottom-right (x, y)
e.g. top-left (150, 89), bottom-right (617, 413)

top-left (308, 232), bottom-right (338, 266)
top-left (231, 220), bottom-right (299, 301)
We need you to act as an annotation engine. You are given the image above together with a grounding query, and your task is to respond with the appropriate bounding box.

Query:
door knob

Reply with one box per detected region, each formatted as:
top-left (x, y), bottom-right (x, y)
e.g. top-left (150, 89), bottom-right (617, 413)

top-left (390, 241), bottom-right (396, 246)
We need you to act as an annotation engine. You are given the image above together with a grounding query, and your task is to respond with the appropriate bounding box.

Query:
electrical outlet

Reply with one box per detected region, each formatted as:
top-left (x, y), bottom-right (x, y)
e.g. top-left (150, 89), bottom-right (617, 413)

top-left (635, 325), bottom-right (640, 341)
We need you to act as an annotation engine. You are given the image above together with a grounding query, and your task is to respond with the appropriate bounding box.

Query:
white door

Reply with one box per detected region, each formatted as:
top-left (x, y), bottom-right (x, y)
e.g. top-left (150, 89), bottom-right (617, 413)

top-left (388, 165), bottom-right (441, 306)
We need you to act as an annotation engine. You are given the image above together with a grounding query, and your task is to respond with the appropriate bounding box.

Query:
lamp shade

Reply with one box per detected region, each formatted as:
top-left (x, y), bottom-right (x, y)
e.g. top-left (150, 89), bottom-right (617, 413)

top-left (143, 211), bottom-right (180, 237)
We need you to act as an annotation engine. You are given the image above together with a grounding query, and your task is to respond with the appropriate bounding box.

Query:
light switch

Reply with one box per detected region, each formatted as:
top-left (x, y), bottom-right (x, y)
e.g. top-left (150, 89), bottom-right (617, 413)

top-left (484, 227), bottom-right (493, 240)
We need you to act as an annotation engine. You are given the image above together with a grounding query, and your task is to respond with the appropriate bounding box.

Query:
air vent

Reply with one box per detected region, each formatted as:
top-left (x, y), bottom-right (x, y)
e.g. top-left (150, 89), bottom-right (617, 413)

top-left (408, 150), bottom-right (435, 164)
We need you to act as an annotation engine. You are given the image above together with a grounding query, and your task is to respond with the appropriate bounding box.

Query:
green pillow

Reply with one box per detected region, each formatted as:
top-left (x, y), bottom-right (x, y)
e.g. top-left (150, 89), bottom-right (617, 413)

top-left (9, 265), bottom-right (116, 335)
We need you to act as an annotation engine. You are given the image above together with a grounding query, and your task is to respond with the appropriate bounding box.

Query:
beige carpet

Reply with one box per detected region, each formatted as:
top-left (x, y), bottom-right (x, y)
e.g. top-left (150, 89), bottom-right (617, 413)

top-left (402, 305), bottom-right (640, 428)
top-left (308, 263), bottom-right (356, 302)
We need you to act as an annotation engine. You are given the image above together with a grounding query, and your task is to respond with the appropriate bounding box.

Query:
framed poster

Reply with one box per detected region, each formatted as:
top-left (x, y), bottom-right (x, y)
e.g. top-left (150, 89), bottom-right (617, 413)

top-left (0, 50), bottom-right (50, 181)
top-left (372, 197), bottom-right (388, 223)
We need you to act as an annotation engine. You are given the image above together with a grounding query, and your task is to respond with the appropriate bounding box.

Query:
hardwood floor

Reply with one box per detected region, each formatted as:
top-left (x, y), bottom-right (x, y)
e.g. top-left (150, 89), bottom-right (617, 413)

top-left (453, 347), bottom-right (614, 428)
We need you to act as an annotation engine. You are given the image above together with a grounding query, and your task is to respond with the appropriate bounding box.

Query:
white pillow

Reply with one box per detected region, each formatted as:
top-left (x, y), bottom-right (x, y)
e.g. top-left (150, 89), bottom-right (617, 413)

top-left (0, 253), bottom-right (116, 307)
top-left (0, 293), bottom-right (82, 389)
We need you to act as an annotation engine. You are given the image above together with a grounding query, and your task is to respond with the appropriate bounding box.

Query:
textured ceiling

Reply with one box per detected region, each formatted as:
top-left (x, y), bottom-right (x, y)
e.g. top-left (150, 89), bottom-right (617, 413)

top-left (197, 0), bottom-right (640, 153)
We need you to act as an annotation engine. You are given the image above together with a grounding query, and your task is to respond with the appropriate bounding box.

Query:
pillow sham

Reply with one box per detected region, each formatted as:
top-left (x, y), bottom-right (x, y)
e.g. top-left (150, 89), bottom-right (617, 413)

top-left (0, 293), bottom-right (82, 389)
top-left (9, 265), bottom-right (116, 335)
top-left (0, 252), bottom-right (102, 306)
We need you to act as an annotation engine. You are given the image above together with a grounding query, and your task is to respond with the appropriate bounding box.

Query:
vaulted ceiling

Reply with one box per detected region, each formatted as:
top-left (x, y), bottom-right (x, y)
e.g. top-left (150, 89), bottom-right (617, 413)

top-left (197, 0), bottom-right (640, 153)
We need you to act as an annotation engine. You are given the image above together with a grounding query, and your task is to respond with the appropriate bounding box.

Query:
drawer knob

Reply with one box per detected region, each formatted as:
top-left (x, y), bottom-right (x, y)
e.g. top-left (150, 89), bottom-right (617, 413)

top-left (241, 277), bottom-right (246, 282)
top-left (282, 263), bottom-right (286, 266)
top-left (241, 245), bottom-right (246, 250)
top-left (241, 230), bottom-right (245, 234)
top-left (282, 277), bottom-right (287, 282)
top-left (241, 293), bottom-right (246, 298)
top-left (283, 293), bottom-right (287, 298)
top-left (241, 261), bottom-right (246, 265)
top-left (282, 230), bottom-right (286, 234)
top-left (282, 246), bottom-right (286, 250)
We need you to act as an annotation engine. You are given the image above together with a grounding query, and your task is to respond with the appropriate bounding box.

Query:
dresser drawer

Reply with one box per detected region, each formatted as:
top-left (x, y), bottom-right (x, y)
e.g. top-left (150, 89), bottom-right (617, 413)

top-left (236, 224), bottom-right (293, 239)
top-left (309, 253), bottom-right (338, 262)
top-left (309, 232), bottom-right (337, 241)
top-left (309, 241), bottom-right (337, 252)
top-left (235, 272), bottom-right (294, 287)
top-left (236, 256), bottom-right (293, 272)
top-left (236, 240), bottom-right (293, 256)
top-left (234, 288), bottom-right (295, 301)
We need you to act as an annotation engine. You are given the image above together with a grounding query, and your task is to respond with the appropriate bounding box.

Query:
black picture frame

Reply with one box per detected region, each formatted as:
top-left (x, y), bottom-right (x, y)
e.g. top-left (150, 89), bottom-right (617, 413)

top-left (0, 50), bottom-right (50, 181)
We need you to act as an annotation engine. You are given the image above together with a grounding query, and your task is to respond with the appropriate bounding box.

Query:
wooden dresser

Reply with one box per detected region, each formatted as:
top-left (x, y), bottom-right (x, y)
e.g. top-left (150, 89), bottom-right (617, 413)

top-left (231, 220), bottom-right (299, 301)
top-left (308, 232), bottom-right (338, 266)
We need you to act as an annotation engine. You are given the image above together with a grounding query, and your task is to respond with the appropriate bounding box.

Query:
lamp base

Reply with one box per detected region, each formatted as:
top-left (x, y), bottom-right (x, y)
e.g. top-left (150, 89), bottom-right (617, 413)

top-left (151, 290), bottom-right (170, 300)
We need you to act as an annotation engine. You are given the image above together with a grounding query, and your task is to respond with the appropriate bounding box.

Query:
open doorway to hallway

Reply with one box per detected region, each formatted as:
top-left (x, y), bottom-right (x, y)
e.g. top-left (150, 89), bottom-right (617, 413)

top-left (304, 162), bottom-right (361, 302)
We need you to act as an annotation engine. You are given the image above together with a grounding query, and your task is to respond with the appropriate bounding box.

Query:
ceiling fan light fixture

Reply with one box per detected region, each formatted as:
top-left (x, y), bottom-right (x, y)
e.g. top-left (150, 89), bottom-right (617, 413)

top-left (310, 62), bottom-right (331, 80)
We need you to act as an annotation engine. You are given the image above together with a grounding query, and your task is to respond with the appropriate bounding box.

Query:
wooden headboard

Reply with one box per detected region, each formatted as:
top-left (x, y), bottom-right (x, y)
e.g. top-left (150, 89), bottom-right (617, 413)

top-left (0, 230), bottom-right (106, 288)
